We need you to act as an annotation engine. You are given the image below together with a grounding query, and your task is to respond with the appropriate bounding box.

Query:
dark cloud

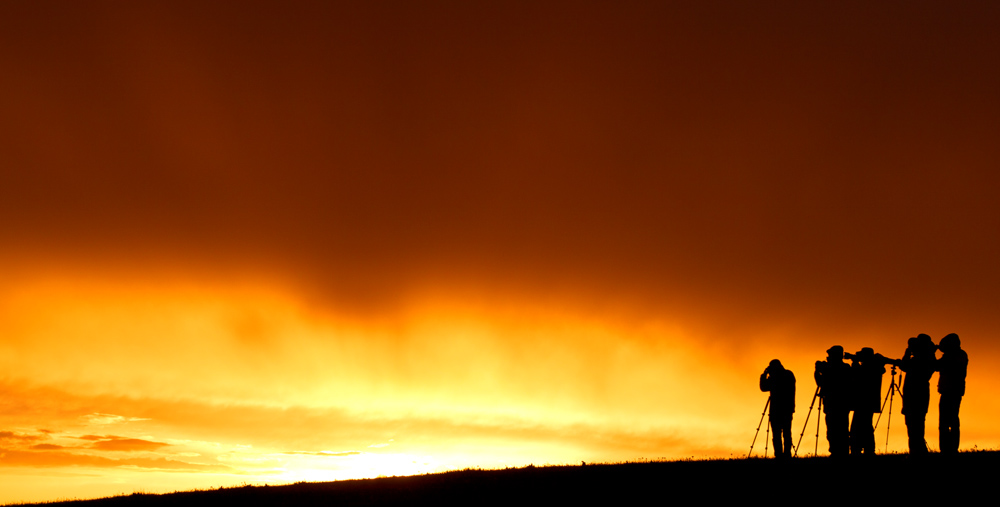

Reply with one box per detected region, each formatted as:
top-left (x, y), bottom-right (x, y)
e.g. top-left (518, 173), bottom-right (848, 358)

top-left (87, 437), bottom-right (170, 452)
top-left (0, 429), bottom-right (167, 454)
top-left (0, 431), bottom-right (44, 443)
top-left (0, 2), bottom-right (996, 329)
top-left (0, 448), bottom-right (233, 472)
top-left (74, 435), bottom-right (170, 452)
top-left (281, 451), bottom-right (362, 457)
top-left (29, 444), bottom-right (64, 451)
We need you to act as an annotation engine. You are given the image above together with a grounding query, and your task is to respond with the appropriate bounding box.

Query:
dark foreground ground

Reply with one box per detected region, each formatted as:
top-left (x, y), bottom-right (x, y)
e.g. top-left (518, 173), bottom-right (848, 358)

top-left (19, 451), bottom-right (995, 506)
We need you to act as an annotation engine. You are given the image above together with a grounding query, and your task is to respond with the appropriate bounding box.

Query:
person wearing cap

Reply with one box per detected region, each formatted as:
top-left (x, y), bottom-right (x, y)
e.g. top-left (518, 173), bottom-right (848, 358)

top-left (815, 346), bottom-right (852, 457)
top-left (847, 347), bottom-right (899, 455)
top-left (760, 359), bottom-right (796, 458)
top-left (899, 334), bottom-right (936, 455)
top-left (936, 333), bottom-right (968, 454)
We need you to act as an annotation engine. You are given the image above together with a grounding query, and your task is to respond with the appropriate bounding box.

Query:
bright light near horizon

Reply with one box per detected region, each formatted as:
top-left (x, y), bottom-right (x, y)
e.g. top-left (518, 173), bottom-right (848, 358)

top-left (0, 277), bottom-right (749, 503)
top-left (273, 452), bottom-right (447, 483)
top-left (1, 277), bottom-right (998, 504)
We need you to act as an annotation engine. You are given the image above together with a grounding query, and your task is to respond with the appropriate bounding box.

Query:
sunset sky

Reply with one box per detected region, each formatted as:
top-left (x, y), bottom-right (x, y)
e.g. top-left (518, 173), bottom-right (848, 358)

top-left (2, 1), bottom-right (1000, 503)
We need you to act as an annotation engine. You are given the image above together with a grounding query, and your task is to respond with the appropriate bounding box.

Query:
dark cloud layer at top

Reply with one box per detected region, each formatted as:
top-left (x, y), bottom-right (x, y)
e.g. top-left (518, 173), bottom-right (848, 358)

top-left (1, 2), bottom-right (999, 328)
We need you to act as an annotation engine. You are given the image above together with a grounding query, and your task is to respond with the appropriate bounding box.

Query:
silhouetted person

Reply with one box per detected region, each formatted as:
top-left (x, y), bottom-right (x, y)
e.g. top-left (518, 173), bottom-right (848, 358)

top-left (899, 334), bottom-right (936, 455)
top-left (815, 346), bottom-right (851, 457)
top-left (936, 333), bottom-right (968, 454)
top-left (846, 347), bottom-right (898, 455)
top-left (760, 359), bottom-right (796, 458)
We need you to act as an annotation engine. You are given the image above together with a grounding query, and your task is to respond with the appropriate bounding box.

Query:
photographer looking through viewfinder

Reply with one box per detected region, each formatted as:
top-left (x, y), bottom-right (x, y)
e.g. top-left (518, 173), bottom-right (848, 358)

top-left (900, 334), bottom-right (936, 455)
top-left (845, 347), bottom-right (900, 455)
top-left (815, 346), bottom-right (851, 457)
top-left (759, 359), bottom-right (795, 459)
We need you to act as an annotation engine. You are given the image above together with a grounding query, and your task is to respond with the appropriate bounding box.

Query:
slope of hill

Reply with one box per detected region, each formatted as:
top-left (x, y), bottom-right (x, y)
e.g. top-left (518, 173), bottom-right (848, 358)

top-left (15, 451), bottom-right (992, 506)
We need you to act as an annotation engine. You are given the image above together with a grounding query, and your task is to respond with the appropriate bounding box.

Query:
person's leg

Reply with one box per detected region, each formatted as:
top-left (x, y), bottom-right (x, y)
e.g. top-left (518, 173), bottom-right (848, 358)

top-left (770, 416), bottom-right (783, 457)
top-left (939, 395), bottom-right (963, 453)
top-left (774, 413), bottom-right (792, 458)
top-left (782, 413), bottom-right (794, 458)
top-left (905, 412), bottom-right (927, 454)
top-left (828, 410), bottom-right (848, 456)
top-left (863, 411), bottom-right (875, 453)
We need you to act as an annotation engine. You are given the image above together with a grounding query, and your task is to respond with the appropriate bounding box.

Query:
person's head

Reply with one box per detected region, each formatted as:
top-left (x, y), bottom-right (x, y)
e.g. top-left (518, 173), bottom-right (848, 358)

top-left (939, 333), bottom-right (961, 353)
top-left (827, 345), bottom-right (844, 361)
top-left (916, 333), bottom-right (935, 354)
top-left (768, 359), bottom-right (784, 372)
top-left (857, 347), bottom-right (875, 362)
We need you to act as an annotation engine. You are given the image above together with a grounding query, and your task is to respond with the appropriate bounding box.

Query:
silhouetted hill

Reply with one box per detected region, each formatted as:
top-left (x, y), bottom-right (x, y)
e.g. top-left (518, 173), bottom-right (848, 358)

top-left (17, 452), bottom-right (994, 506)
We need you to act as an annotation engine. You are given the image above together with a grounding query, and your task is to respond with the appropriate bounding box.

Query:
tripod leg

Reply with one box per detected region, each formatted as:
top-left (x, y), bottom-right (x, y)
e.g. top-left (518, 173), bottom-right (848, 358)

top-left (885, 388), bottom-right (893, 453)
top-left (765, 412), bottom-right (770, 457)
top-left (815, 397), bottom-right (822, 456)
top-left (794, 385), bottom-right (820, 457)
top-left (747, 396), bottom-right (770, 458)
top-left (874, 382), bottom-right (893, 430)
top-left (884, 378), bottom-right (903, 453)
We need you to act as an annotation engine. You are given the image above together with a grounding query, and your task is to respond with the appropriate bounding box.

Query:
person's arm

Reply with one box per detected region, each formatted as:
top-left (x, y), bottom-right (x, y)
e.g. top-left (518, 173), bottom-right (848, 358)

top-left (900, 348), bottom-right (912, 372)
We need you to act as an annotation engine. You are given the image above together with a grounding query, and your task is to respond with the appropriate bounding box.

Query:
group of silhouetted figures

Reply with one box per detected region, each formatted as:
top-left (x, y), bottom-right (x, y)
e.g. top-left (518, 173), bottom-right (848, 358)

top-left (759, 333), bottom-right (968, 458)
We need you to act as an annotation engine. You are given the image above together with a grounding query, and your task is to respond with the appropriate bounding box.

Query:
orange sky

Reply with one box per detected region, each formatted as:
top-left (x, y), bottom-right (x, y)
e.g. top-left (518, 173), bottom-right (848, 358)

top-left (2, 1), bottom-right (1000, 503)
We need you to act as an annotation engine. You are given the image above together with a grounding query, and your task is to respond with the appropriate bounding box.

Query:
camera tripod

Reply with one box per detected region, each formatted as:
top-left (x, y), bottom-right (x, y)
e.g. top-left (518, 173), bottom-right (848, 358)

top-left (874, 364), bottom-right (904, 452)
top-left (794, 385), bottom-right (823, 457)
top-left (747, 395), bottom-right (770, 458)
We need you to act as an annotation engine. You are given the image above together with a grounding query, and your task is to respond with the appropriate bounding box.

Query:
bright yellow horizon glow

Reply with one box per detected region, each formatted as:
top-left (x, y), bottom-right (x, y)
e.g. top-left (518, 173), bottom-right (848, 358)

top-left (1, 275), bottom-right (998, 504)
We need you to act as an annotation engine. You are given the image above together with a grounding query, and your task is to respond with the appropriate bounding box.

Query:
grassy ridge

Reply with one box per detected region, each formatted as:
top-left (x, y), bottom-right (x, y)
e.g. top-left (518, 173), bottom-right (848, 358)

top-left (17, 451), bottom-right (992, 506)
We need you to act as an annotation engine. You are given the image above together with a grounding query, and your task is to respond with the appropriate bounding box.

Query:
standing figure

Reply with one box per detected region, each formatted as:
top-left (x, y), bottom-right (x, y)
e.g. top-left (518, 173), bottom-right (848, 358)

top-left (937, 333), bottom-right (968, 454)
top-left (760, 359), bottom-right (796, 458)
top-left (846, 347), bottom-right (898, 455)
top-left (815, 346), bottom-right (852, 457)
top-left (899, 334), bottom-right (936, 455)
